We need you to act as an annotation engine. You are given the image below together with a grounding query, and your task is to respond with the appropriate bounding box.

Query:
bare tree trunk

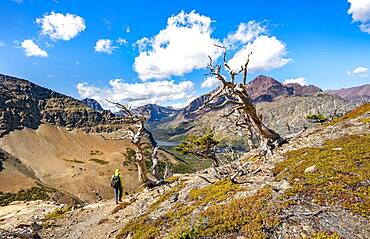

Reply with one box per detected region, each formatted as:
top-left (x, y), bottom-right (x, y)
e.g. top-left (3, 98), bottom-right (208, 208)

top-left (135, 146), bottom-right (149, 183)
top-left (151, 146), bottom-right (160, 179)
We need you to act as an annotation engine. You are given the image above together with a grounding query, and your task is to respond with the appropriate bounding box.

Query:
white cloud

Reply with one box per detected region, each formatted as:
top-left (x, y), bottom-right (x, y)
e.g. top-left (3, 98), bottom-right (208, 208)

top-left (126, 26), bottom-right (131, 33)
top-left (21, 39), bottom-right (48, 57)
top-left (227, 35), bottom-right (290, 72)
top-left (94, 39), bottom-right (116, 54)
top-left (348, 0), bottom-right (370, 33)
top-left (201, 76), bottom-right (221, 89)
top-left (134, 10), bottom-right (222, 80)
top-left (76, 79), bottom-right (195, 110)
top-left (224, 21), bottom-right (266, 47)
top-left (116, 38), bottom-right (128, 45)
top-left (36, 12), bottom-right (86, 41)
top-left (347, 66), bottom-right (368, 77)
top-left (283, 77), bottom-right (307, 86)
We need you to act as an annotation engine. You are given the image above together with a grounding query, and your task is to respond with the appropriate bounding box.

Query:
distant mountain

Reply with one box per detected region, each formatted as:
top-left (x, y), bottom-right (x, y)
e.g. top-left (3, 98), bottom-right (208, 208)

top-left (171, 75), bottom-right (322, 121)
top-left (326, 84), bottom-right (370, 103)
top-left (81, 98), bottom-right (104, 111)
top-left (132, 104), bottom-right (180, 123)
top-left (0, 74), bottom-right (126, 137)
top-left (247, 75), bottom-right (322, 102)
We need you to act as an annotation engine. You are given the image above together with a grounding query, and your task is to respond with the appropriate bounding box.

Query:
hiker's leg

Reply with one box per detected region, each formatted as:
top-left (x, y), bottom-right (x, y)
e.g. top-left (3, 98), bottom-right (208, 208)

top-left (114, 188), bottom-right (118, 203)
top-left (118, 187), bottom-right (123, 202)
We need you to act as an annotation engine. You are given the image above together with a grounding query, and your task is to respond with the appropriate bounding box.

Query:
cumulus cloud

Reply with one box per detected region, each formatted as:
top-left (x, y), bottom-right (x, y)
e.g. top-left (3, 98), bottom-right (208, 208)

top-left (94, 39), bottom-right (116, 54)
top-left (227, 35), bottom-right (290, 72)
top-left (116, 38), bottom-right (128, 45)
top-left (134, 10), bottom-right (222, 80)
top-left (283, 77), bottom-right (307, 86)
top-left (21, 39), bottom-right (48, 57)
top-left (76, 79), bottom-right (195, 110)
top-left (224, 21), bottom-right (266, 47)
top-left (201, 76), bottom-right (221, 89)
top-left (347, 66), bottom-right (368, 77)
top-left (36, 12), bottom-right (86, 41)
top-left (348, 0), bottom-right (370, 33)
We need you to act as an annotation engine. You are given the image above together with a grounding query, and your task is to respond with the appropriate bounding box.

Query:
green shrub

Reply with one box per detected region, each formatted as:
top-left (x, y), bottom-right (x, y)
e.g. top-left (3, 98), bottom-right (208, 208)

top-left (0, 185), bottom-right (52, 206)
top-left (89, 158), bottom-right (108, 165)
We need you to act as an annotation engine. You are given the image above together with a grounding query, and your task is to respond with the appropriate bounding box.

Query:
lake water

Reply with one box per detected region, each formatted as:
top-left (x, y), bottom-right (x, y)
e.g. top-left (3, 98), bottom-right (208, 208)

top-left (156, 140), bottom-right (179, 147)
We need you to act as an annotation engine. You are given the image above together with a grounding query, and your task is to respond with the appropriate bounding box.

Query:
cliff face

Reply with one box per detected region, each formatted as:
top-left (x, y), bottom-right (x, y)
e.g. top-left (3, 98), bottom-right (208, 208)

top-left (0, 74), bottom-right (126, 137)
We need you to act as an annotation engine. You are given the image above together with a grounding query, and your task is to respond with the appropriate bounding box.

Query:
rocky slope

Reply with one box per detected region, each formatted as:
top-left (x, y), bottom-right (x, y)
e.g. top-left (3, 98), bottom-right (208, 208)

top-left (154, 93), bottom-right (356, 147)
top-left (1, 103), bottom-right (369, 239)
top-left (327, 84), bottom-right (370, 103)
top-left (0, 74), bottom-right (127, 137)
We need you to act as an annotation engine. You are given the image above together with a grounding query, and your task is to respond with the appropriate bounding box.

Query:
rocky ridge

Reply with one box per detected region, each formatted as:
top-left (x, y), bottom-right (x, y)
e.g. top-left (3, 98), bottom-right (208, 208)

top-left (327, 84), bottom-right (370, 103)
top-left (0, 74), bottom-right (127, 137)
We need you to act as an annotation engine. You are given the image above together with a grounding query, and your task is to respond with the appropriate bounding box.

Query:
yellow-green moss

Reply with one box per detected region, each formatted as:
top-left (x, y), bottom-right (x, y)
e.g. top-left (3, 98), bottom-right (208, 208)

top-left (188, 179), bottom-right (241, 206)
top-left (177, 186), bottom-right (282, 239)
top-left (326, 103), bottom-right (370, 126)
top-left (273, 134), bottom-right (370, 218)
top-left (309, 232), bottom-right (342, 239)
top-left (164, 176), bottom-right (180, 183)
top-left (361, 118), bottom-right (370, 123)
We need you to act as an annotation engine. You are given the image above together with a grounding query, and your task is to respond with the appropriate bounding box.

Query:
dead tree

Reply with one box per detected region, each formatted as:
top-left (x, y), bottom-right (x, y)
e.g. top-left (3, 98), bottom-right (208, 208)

top-left (106, 100), bottom-right (160, 185)
top-left (194, 45), bottom-right (283, 149)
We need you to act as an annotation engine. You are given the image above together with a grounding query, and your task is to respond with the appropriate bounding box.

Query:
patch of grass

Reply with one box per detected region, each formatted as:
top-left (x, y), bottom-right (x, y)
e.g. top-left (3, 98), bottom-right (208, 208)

top-left (43, 205), bottom-right (71, 221)
top-left (63, 158), bottom-right (84, 164)
top-left (326, 103), bottom-right (370, 126)
top-left (273, 134), bottom-right (370, 218)
top-left (89, 158), bottom-right (108, 165)
top-left (0, 185), bottom-right (52, 206)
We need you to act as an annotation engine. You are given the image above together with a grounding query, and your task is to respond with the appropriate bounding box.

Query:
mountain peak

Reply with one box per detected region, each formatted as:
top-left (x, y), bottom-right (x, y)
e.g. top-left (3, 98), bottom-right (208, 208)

top-left (81, 98), bottom-right (104, 111)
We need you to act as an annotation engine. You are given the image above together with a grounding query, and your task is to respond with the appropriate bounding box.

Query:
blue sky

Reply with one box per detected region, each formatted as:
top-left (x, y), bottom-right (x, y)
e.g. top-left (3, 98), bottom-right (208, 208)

top-left (0, 0), bottom-right (369, 109)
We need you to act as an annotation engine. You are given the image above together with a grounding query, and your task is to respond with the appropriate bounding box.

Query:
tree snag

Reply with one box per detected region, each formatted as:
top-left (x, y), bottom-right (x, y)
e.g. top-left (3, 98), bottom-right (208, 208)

top-left (195, 45), bottom-right (284, 149)
top-left (105, 100), bottom-right (161, 185)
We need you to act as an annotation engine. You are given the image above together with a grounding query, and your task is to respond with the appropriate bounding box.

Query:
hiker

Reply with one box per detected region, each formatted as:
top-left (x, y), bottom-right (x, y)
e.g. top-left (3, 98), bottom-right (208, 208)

top-left (111, 168), bottom-right (123, 204)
